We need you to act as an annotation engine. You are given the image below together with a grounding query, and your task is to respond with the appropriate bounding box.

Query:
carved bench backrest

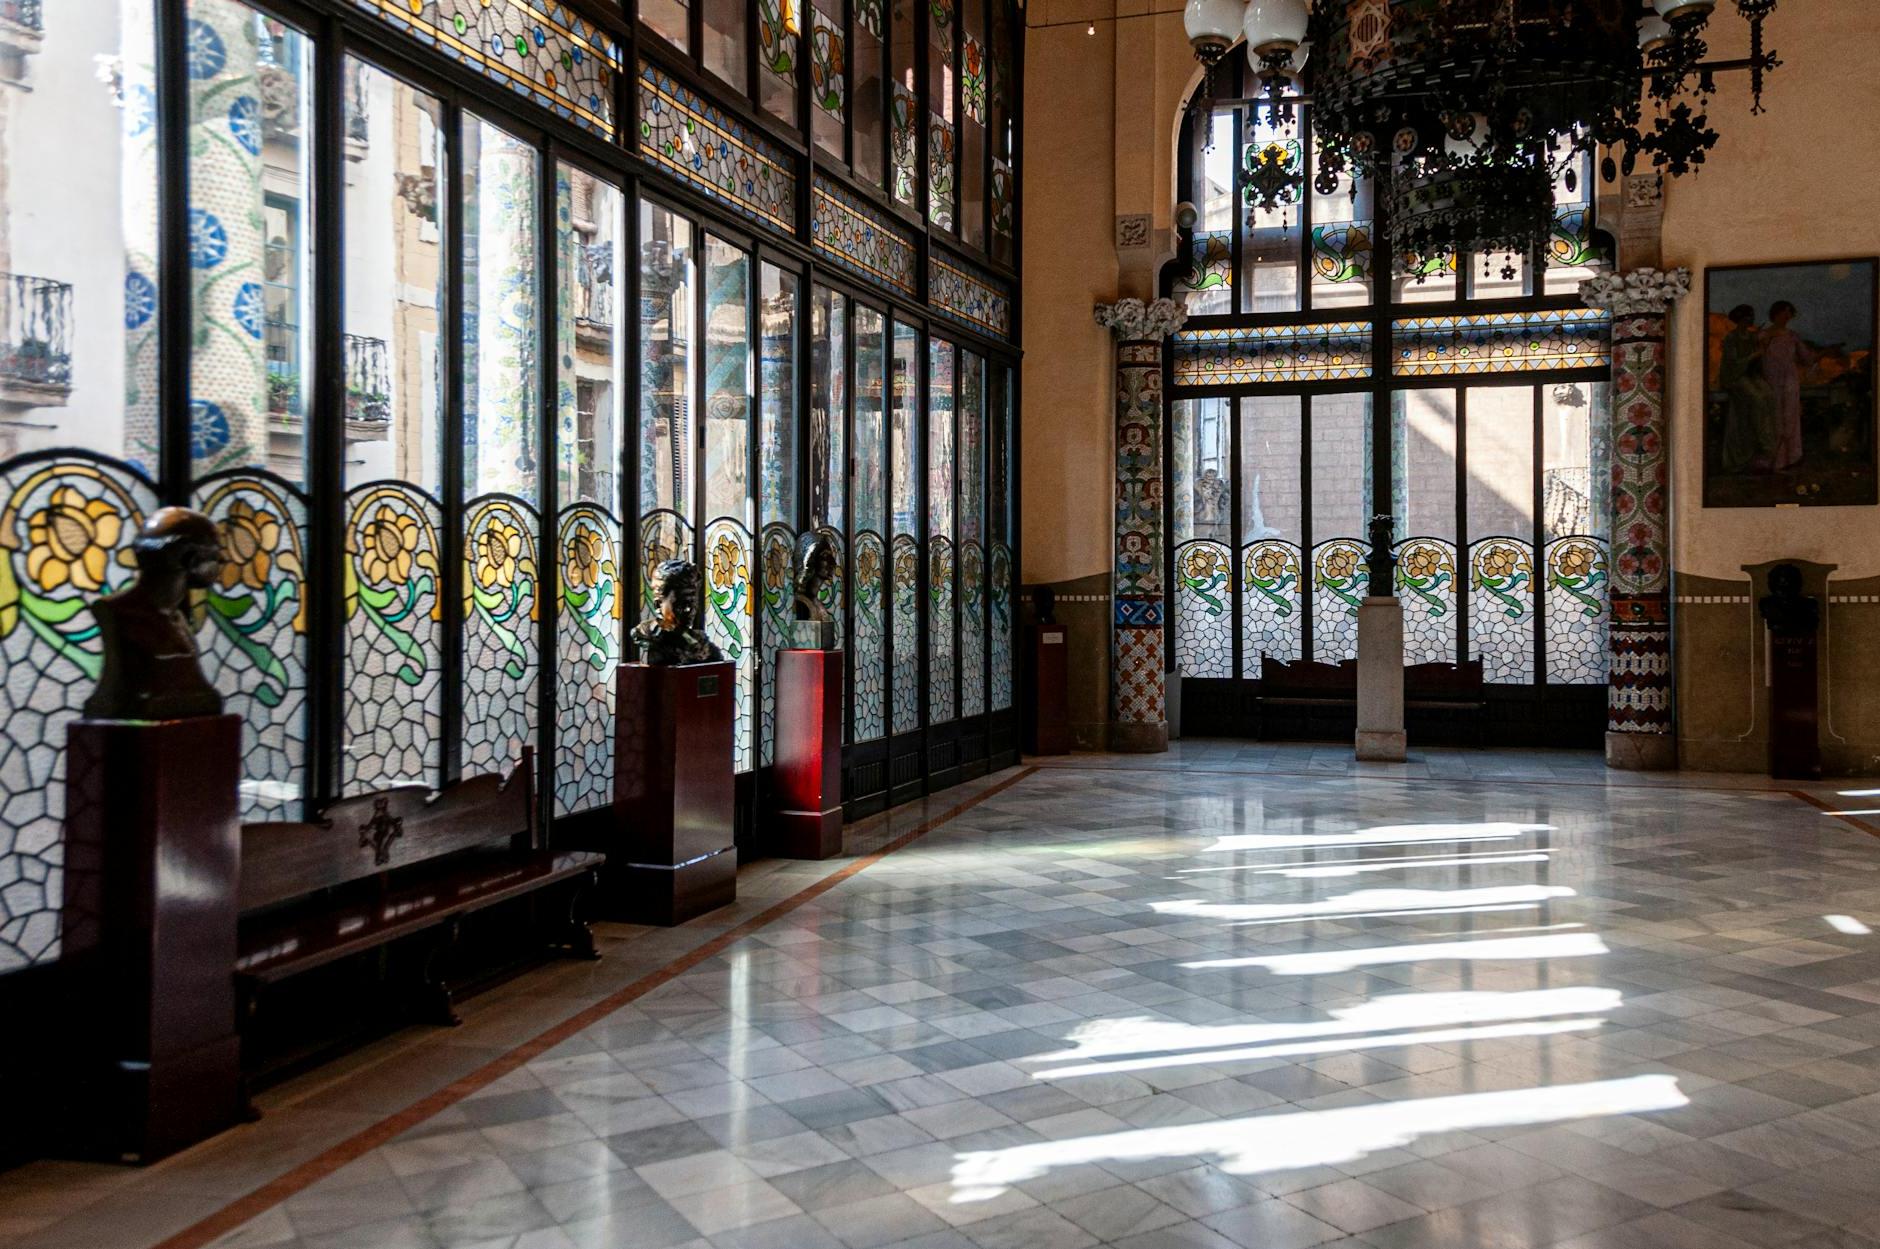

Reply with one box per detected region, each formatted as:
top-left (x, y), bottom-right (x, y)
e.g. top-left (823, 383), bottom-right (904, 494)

top-left (1260, 657), bottom-right (1358, 694)
top-left (238, 748), bottom-right (536, 914)
top-left (1405, 660), bottom-right (1486, 698)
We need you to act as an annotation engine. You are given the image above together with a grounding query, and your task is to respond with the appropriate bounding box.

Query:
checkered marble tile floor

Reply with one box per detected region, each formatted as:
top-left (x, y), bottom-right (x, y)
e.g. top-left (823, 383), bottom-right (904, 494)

top-left (15, 754), bottom-right (1880, 1249)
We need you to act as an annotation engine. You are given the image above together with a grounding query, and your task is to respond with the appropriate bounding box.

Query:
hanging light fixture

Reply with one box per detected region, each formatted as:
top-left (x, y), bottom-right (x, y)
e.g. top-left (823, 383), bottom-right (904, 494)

top-left (1190, 0), bottom-right (1786, 275)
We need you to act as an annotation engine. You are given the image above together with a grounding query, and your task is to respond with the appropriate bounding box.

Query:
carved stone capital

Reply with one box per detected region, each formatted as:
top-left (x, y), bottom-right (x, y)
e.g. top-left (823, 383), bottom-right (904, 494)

top-left (1579, 267), bottom-right (1692, 316)
top-left (1095, 297), bottom-right (1187, 343)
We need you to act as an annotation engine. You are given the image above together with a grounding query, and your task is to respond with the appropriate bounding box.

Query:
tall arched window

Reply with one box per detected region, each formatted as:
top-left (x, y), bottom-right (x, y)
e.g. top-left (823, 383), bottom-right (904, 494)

top-left (1163, 62), bottom-right (1615, 745)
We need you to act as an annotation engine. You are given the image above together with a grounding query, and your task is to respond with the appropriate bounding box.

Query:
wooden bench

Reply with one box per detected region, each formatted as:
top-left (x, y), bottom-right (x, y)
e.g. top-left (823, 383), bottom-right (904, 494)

top-left (1257, 657), bottom-right (1487, 742)
top-left (236, 747), bottom-right (603, 1041)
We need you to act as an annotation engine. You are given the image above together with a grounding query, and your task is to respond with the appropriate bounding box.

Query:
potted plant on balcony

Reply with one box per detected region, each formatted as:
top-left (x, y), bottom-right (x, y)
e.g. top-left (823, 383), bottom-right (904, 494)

top-left (267, 370), bottom-right (300, 417)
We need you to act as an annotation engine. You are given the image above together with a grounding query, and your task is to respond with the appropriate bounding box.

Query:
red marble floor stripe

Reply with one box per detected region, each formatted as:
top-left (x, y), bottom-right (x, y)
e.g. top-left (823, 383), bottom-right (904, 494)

top-left (1787, 788), bottom-right (1880, 840)
top-left (149, 766), bottom-right (1038, 1249)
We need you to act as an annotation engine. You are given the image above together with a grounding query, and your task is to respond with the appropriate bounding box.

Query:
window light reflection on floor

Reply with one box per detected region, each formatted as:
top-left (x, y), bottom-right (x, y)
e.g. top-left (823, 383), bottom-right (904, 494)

top-left (1151, 885), bottom-right (1575, 923)
top-left (1182, 930), bottom-right (1608, 974)
top-left (1203, 822), bottom-right (1553, 854)
top-left (1827, 914), bottom-right (1873, 935)
top-left (949, 1076), bottom-right (1689, 1202)
top-left (1026, 988), bottom-right (1620, 1079)
top-left (1254, 851), bottom-right (1553, 879)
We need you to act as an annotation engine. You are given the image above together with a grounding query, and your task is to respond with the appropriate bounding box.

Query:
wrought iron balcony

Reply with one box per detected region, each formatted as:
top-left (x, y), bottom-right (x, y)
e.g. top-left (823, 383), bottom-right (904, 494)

top-left (0, 273), bottom-right (71, 393)
top-left (575, 242), bottom-right (614, 334)
top-left (345, 333), bottom-right (390, 424)
top-left (0, 0), bottom-right (42, 33)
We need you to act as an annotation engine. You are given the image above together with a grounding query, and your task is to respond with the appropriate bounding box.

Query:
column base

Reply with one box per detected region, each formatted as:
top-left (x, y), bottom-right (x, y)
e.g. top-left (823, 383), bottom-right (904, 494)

top-left (1110, 721), bottom-right (1168, 753)
top-left (1356, 730), bottom-right (1407, 763)
top-left (1606, 731), bottom-right (1676, 772)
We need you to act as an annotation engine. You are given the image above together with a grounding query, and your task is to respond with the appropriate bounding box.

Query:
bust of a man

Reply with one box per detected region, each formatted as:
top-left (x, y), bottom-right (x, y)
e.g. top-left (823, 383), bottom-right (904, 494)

top-left (83, 506), bottom-right (225, 721)
top-left (632, 558), bottom-right (724, 665)
top-left (1759, 563), bottom-right (1820, 638)
top-left (791, 531), bottom-right (839, 650)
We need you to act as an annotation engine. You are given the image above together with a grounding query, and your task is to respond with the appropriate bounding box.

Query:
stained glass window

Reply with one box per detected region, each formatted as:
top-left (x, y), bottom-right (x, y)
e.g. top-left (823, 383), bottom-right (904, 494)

top-left (810, 0), bottom-right (846, 158)
top-left (757, 266), bottom-right (798, 767)
top-left (1172, 323), bottom-right (1371, 387)
top-left (703, 0), bottom-right (748, 90)
top-left (929, 113), bottom-right (956, 232)
top-left (989, 363), bottom-right (1015, 712)
top-left (342, 60), bottom-right (445, 795)
top-left (891, 83), bottom-right (919, 208)
top-left (1171, 397), bottom-right (1231, 679)
top-left (958, 351), bottom-right (986, 717)
top-left (555, 164), bottom-right (624, 818)
top-left (811, 177), bottom-right (918, 296)
top-left (1311, 395), bottom-right (1372, 663)
top-left (931, 255), bottom-right (1012, 340)
top-left (811, 286), bottom-right (847, 534)
top-left (639, 63), bottom-right (798, 233)
top-left (928, 339), bottom-right (956, 722)
top-left (853, 0), bottom-right (887, 188)
top-left (1393, 309), bottom-right (1611, 378)
top-left (1240, 396), bottom-right (1303, 672)
top-left (1176, 232), bottom-right (1233, 315)
top-left (891, 321), bottom-right (922, 734)
top-left (351, 0), bottom-right (619, 139)
top-left (1394, 389), bottom-right (1459, 665)
top-left (853, 307), bottom-right (890, 740)
top-left (643, 0), bottom-right (689, 51)
top-left (758, 0), bottom-right (800, 124)
top-left (702, 236), bottom-right (755, 772)
top-left (1467, 387), bottom-right (1536, 683)
top-left (638, 202), bottom-right (696, 616)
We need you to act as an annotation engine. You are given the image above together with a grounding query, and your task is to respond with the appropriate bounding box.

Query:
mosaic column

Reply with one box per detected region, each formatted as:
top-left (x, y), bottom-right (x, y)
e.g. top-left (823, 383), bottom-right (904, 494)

top-left (184, 0), bottom-right (269, 473)
top-left (1095, 297), bottom-right (1186, 754)
top-left (1580, 267), bottom-right (1691, 772)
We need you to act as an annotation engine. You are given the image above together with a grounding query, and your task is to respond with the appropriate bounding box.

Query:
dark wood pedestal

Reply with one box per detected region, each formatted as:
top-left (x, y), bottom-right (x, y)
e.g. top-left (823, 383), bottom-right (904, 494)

top-left (1025, 623), bottom-right (1070, 755)
top-left (1770, 629), bottom-right (1822, 780)
top-left (61, 715), bottom-right (243, 1163)
top-left (771, 649), bottom-right (844, 859)
top-left (602, 661), bottom-right (737, 925)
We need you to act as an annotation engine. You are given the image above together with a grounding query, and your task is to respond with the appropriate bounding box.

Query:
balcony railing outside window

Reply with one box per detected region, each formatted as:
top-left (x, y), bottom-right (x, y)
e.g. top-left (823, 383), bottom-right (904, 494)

top-left (0, 274), bottom-right (71, 389)
top-left (345, 333), bottom-right (390, 423)
top-left (0, 0), bottom-right (43, 33)
top-left (576, 241), bottom-right (613, 331)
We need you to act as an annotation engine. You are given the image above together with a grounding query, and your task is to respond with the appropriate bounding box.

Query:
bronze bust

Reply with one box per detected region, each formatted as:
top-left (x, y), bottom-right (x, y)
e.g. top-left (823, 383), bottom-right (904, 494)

top-left (83, 506), bottom-right (225, 721)
top-left (632, 558), bottom-right (724, 666)
top-left (791, 531), bottom-right (839, 650)
top-left (1759, 563), bottom-right (1820, 638)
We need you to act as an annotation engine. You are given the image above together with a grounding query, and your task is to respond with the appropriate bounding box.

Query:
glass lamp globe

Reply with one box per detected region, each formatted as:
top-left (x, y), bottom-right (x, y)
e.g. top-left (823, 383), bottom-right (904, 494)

top-left (1184, 0), bottom-right (1245, 57)
top-left (1653, 0), bottom-right (1717, 18)
top-left (1250, 36), bottom-right (1310, 74)
top-left (1243, 0), bottom-right (1309, 55)
top-left (1637, 14), bottom-right (1672, 52)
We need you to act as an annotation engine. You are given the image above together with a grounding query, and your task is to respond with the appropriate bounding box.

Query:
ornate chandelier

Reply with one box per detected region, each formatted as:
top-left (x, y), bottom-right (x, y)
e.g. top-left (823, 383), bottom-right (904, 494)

top-left (1182, 0), bottom-right (1785, 275)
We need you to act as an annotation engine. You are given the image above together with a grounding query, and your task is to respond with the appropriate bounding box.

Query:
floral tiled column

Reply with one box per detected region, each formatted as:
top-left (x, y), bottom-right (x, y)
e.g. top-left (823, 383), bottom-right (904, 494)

top-left (1095, 297), bottom-right (1185, 753)
top-left (1581, 267), bottom-right (1690, 771)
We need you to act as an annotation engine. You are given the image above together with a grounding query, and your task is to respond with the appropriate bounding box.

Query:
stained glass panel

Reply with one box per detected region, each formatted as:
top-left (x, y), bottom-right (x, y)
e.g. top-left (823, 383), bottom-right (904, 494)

top-left (639, 203), bottom-right (694, 616)
top-left (556, 506), bottom-right (621, 816)
top-left (1177, 231), bottom-right (1233, 317)
top-left (891, 321), bottom-right (921, 735)
top-left (192, 472), bottom-right (309, 821)
top-left (812, 177), bottom-right (918, 296)
top-left (351, 0), bottom-right (618, 139)
top-left (463, 496), bottom-right (539, 776)
top-left (0, 458), bottom-right (158, 971)
top-left (1171, 323), bottom-right (1372, 387)
top-left (1311, 538), bottom-right (1368, 663)
top-left (1393, 309), bottom-right (1611, 377)
top-left (759, 521), bottom-right (795, 766)
top-left (1241, 540), bottom-right (1303, 667)
top-left (1174, 540), bottom-right (1232, 678)
top-left (343, 483), bottom-right (444, 792)
top-left (928, 113), bottom-right (956, 232)
top-left (891, 532), bottom-right (920, 733)
top-left (891, 83), bottom-right (919, 208)
top-left (1546, 536), bottom-right (1608, 686)
top-left (853, 531), bottom-right (888, 739)
top-left (1395, 536), bottom-right (1458, 666)
top-left (703, 518), bottom-right (756, 771)
top-left (958, 351), bottom-right (985, 718)
top-left (1471, 537), bottom-right (1536, 684)
top-left (931, 256), bottom-right (1012, 340)
top-left (758, 0), bottom-right (799, 122)
top-left (811, 0), bottom-right (846, 157)
top-left (990, 542), bottom-right (1013, 711)
top-left (928, 339), bottom-right (956, 722)
top-left (639, 62), bottom-right (797, 233)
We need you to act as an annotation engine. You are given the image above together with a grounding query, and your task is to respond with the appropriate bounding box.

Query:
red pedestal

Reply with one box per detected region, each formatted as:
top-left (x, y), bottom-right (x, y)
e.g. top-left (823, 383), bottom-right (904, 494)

top-left (772, 649), bottom-right (844, 859)
top-left (605, 661), bottom-right (737, 925)
top-left (1026, 624), bottom-right (1070, 755)
top-left (61, 715), bottom-right (244, 1163)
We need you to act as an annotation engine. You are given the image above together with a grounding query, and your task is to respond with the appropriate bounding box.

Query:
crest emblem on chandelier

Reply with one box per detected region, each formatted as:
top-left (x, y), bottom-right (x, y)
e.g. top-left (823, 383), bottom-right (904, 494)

top-left (1181, 0), bottom-right (1784, 276)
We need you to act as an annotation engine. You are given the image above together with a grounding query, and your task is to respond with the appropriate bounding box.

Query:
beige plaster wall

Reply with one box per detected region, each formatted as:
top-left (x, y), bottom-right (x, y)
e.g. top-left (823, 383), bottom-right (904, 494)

top-left (1658, 3), bottom-right (1880, 581)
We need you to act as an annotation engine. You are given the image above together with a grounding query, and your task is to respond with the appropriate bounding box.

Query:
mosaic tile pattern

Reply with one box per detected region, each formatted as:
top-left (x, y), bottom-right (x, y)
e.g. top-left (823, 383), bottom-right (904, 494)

top-left (64, 755), bottom-right (1880, 1249)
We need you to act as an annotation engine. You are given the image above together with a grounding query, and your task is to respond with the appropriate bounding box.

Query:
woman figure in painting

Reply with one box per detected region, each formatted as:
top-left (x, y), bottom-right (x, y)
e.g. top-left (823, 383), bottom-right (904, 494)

top-left (1718, 304), bottom-right (1775, 473)
top-left (1762, 300), bottom-right (1817, 472)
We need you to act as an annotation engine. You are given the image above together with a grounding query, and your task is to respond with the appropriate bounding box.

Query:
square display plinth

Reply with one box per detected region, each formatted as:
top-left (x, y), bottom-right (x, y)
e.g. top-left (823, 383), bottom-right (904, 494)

top-left (770, 649), bottom-right (844, 859)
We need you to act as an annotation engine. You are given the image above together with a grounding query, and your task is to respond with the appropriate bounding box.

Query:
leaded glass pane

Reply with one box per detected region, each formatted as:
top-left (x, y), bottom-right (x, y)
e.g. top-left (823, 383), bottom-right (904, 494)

top-left (928, 338), bottom-right (955, 723)
top-left (703, 236), bottom-right (754, 772)
top-left (758, 0), bottom-right (800, 124)
top-left (959, 351), bottom-right (986, 716)
top-left (1239, 396), bottom-right (1302, 673)
top-left (891, 321), bottom-right (921, 734)
top-left (811, 0), bottom-right (846, 157)
top-left (638, 202), bottom-right (695, 615)
top-left (759, 264), bottom-right (798, 766)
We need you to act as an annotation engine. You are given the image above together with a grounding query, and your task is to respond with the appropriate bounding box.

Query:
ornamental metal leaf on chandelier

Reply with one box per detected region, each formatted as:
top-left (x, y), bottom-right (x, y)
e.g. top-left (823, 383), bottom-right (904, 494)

top-left (1182, 0), bottom-right (1784, 276)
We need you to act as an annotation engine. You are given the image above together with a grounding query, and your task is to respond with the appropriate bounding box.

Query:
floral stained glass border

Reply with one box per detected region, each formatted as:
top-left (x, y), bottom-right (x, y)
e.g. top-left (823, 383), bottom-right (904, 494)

top-left (811, 176), bottom-right (916, 296)
top-left (638, 61), bottom-right (797, 233)
top-left (931, 253), bottom-right (1012, 340)
top-left (1393, 308), bottom-right (1611, 378)
top-left (353, 0), bottom-right (619, 139)
top-left (1172, 323), bottom-right (1372, 387)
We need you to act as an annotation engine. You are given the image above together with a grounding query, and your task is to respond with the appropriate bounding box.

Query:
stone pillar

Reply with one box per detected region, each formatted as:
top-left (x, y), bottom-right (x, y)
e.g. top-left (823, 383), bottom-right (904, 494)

top-left (1581, 267), bottom-right (1691, 771)
top-left (1094, 297), bottom-right (1185, 754)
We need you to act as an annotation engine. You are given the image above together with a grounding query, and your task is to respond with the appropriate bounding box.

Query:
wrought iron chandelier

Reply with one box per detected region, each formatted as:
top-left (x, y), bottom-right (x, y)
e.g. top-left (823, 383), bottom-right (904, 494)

top-left (1182, 0), bottom-right (1785, 276)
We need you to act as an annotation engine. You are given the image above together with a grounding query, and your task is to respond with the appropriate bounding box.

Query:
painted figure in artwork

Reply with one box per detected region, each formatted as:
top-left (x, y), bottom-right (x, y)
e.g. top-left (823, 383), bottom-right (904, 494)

top-left (1717, 304), bottom-right (1775, 473)
top-left (1761, 300), bottom-right (1818, 472)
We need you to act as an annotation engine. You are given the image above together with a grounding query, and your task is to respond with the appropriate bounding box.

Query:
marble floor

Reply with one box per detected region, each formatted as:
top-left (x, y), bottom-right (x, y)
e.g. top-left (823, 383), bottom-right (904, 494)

top-left (10, 749), bottom-right (1880, 1249)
